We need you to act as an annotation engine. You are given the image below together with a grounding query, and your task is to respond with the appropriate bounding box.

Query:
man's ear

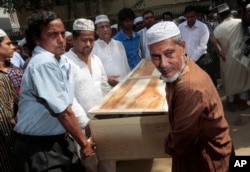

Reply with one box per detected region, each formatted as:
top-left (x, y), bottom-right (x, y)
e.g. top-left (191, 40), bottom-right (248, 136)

top-left (181, 40), bottom-right (186, 54)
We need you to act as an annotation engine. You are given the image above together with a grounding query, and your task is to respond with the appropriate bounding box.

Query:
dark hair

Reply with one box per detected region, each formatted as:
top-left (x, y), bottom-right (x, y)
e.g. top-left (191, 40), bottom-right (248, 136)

top-left (0, 35), bottom-right (11, 67)
top-left (118, 8), bottom-right (135, 22)
top-left (195, 6), bottom-right (203, 14)
top-left (25, 11), bottom-right (61, 52)
top-left (142, 10), bottom-right (154, 18)
top-left (0, 34), bottom-right (12, 69)
top-left (184, 5), bottom-right (197, 14)
top-left (218, 10), bottom-right (231, 20)
top-left (162, 11), bottom-right (173, 19)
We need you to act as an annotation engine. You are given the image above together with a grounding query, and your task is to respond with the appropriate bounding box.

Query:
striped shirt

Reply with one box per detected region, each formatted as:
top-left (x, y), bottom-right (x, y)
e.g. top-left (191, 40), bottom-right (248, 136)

top-left (0, 73), bottom-right (19, 172)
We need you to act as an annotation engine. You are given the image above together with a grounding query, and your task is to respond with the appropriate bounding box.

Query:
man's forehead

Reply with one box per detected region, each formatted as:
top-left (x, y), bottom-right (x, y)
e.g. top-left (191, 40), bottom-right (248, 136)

top-left (97, 22), bottom-right (110, 25)
top-left (78, 31), bottom-right (95, 37)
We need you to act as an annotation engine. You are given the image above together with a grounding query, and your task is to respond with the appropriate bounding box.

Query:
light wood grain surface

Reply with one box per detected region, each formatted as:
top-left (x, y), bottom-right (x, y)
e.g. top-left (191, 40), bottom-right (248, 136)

top-left (88, 59), bottom-right (168, 117)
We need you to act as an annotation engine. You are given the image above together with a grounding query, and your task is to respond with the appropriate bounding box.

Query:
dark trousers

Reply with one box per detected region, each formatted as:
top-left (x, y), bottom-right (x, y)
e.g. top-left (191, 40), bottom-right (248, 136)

top-left (11, 133), bottom-right (85, 172)
top-left (198, 62), bottom-right (217, 87)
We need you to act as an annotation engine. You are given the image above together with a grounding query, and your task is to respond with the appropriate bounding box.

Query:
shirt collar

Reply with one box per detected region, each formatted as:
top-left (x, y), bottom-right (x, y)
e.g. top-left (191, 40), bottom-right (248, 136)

top-left (120, 29), bottom-right (136, 40)
top-left (97, 38), bottom-right (111, 45)
top-left (184, 20), bottom-right (199, 29)
top-left (33, 46), bottom-right (62, 60)
top-left (33, 46), bottom-right (69, 66)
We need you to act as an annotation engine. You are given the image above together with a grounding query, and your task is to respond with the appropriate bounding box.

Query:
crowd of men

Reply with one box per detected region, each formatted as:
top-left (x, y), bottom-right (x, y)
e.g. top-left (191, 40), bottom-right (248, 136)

top-left (0, 2), bottom-right (249, 172)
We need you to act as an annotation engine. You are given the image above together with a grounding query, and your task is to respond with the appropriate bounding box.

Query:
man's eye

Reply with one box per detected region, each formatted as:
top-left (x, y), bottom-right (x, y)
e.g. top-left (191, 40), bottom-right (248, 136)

top-left (165, 51), bottom-right (173, 57)
top-left (48, 31), bottom-right (65, 38)
top-left (152, 56), bottom-right (160, 61)
top-left (48, 32), bottom-right (58, 37)
top-left (61, 32), bottom-right (65, 38)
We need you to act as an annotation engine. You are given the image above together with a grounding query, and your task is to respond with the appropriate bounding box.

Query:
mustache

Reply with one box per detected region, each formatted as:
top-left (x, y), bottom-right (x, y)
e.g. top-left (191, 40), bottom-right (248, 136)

top-left (83, 46), bottom-right (92, 49)
top-left (159, 66), bottom-right (174, 72)
top-left (56, 42), bottom-right (65, 48)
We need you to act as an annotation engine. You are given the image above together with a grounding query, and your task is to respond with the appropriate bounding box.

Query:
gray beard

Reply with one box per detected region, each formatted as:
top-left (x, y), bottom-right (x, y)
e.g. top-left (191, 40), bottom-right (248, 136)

top-left (161, 56), bottom-right (185, 83)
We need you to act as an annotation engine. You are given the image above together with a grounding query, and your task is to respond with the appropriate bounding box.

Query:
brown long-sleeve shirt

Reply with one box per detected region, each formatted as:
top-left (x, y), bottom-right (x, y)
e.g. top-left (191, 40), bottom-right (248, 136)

top-left (165, 57), bottom-right (233, 172)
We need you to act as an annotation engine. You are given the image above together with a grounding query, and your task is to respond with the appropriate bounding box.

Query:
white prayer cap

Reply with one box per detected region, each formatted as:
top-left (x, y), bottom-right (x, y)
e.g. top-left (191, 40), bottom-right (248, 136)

top-left (0, 29), bottom-right (7, 37)
top-left (146, 21), bottom-right (180, 45)
top-left (246, 4), bottom-right (250, 9)
top-left (65, 31), bottom-right (72, 38)
top-left (111, 24), bottom-right (118, 29)
top-left (178, 16), bottom-right (186, 20)
top-left (134, 16), bottom-right (143, 25)
top-left (73, 18), bottom-right (95, 31)
top-left (231, 10), bottom-right (238, 15)
top-left (217, 3), bottom-right (230, 14)
top-left (95, 14), bottom-right (110, 24)
top-left (18, 38), bottom-right (26, 46)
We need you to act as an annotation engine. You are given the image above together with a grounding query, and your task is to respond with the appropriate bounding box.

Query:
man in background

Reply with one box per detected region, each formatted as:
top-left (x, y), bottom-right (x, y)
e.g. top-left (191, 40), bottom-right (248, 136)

top-left (92, 14), bottom-right (130, 87)
top-left (65, 31), bottom-right (73, 51)
top-left (113, 8), bottom-right (141, 70)
top-left (214, 3), bottom-right (250, 111)
top-left (133, 16), bottom-right (144, 31)
top-left (65, 18), bottom-right (111, 115)
top-left (138, 10), bottom-right (156, 59)
top-left (162, 11), bottom-right (174, 21)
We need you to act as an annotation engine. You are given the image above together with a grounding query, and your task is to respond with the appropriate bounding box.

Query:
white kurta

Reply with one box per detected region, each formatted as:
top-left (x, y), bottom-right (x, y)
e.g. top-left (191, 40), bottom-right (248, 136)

top-left (92, 39), bottom-right (130, 82)
top-left (214, 17), bottom-right (250, 96)
top-left (138, 27), bottom-right (151, 59)
top-left (71, 97), bottom-right (90, 129)
top-left (65, 50), bottom-right (111, 117)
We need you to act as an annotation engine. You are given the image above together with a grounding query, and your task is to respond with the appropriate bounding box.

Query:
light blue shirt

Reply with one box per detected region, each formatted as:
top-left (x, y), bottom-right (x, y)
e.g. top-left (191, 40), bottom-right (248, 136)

top-left (11, 52), bottom-right (24, 68)
top-left (113, 29), bottom-right (141, 70)
top-left (14, 46), bottom-right (73, 135)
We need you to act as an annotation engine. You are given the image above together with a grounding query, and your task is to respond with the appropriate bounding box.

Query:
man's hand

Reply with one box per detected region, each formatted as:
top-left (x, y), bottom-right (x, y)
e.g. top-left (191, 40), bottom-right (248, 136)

top-left (108, 75), bottom-right (120, 87)
top-left (219, 50), bottom-right (226, 62)
top-left (80, 137), bottom-right (96, 159)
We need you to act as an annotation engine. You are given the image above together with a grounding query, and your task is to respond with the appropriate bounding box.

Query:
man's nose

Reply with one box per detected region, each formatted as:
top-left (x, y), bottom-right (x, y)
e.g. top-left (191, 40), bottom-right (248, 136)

top-left (159, 56), bottom-right (169, 67)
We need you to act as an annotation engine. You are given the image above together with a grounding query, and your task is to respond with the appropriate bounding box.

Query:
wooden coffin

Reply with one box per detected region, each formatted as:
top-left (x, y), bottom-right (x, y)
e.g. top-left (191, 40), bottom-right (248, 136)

top-left (88, 59), bottom-right (168, 116)
top-left (88, 59), bottom-right (170, 172)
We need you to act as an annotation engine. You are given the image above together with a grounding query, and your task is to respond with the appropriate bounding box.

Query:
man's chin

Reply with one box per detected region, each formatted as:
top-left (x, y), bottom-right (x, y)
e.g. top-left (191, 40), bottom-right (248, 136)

top-left (161, 73), bottom-right (180, 83)
top-left (55, 51), bottom-right (65, 57)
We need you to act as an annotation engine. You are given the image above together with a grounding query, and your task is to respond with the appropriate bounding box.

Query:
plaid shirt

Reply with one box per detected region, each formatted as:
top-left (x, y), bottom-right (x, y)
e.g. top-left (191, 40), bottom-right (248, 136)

top-left (7, 65), bottom-right (23, 93)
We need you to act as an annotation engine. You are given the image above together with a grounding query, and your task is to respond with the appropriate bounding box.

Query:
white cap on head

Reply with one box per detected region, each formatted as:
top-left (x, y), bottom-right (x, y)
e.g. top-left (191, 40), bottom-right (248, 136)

top-left (246, 4), bottom-right (250, 9)
top-left (111, 24), bottom-right (118, 29)
top-left (146, 21), bottom-right (180, 45)
top-left (73, 18), bottom-right (95, 31)
top-left (65, 31), bottom-right (72, 38)
top-left (231, 10), bottom-right (238, 14)
top-left (95, 15), bottom-right (110, 24)
top-left (217, 3), bottom-right (230, 14)
top-left (178, 16), bottom-right (186, 20)
top-left (134, 16), bottom-right (143, 25)
top-left (18, 38), bottom-right (26, 46)
top-left (0, 29), bottom-right (7, 37)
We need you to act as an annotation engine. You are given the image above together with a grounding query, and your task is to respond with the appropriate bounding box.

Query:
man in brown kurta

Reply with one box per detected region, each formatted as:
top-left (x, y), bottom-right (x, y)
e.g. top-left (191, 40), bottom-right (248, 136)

top-left (147, 21), bottom-right (233, 172)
